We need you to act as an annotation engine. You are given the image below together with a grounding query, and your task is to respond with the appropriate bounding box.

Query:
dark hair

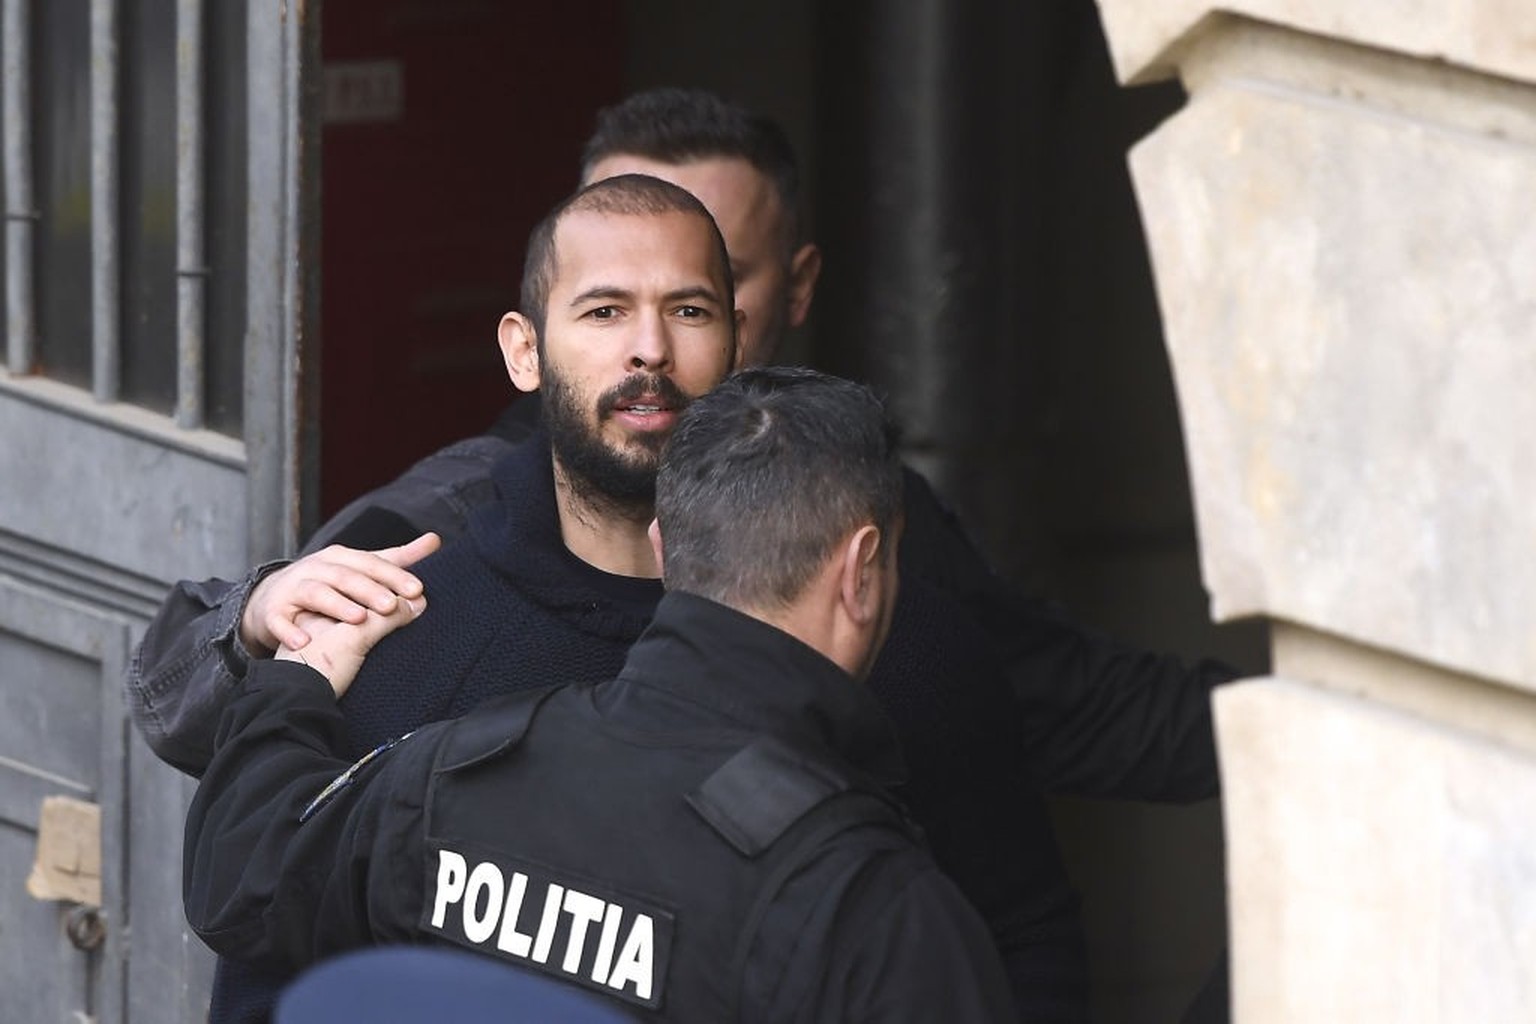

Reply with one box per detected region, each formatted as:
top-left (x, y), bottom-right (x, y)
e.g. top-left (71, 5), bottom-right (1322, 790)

top-left (580, 87), bottom-right (802, 247)
top-left (655, 367), bottom-right (903, 609)
top-left (519, 173), bottom-right (733, 336)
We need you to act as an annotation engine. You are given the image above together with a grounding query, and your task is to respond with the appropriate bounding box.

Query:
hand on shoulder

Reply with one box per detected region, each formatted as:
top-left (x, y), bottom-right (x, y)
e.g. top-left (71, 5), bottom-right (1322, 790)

top-left (276, 596), bottom-right (425, 699)
top-left (240, 532), bottom-right (441, 656)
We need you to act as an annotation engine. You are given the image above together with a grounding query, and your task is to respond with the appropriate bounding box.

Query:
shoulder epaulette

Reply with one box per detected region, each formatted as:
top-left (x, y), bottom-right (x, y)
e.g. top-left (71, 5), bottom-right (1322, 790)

top-left (686, 736), bottom-right (852, 858)
top-left (434, 685), bottom-right (561, 773)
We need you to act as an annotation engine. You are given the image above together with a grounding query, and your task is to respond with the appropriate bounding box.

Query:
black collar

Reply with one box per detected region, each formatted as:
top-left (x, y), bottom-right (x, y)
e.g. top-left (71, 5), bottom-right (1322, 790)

top-left (615, 591), bottom-right (907, 786)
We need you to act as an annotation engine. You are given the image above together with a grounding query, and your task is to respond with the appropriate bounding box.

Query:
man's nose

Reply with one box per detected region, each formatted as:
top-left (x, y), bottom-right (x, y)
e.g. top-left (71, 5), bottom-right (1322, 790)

top-left (626, 310), bottom-right (673, 372)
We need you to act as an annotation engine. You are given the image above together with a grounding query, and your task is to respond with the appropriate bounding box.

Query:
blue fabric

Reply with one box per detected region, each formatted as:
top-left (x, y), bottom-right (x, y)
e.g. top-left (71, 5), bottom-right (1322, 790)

top-left (275, 946), bottom-right (635, 1023)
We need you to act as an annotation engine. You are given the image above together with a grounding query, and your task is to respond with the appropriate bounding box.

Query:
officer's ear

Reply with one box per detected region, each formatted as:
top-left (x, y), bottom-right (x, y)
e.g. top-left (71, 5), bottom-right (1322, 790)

top-left (837, 524), bottom-right (884, 626)
top-left (786, 242), bottom-right (823, 329)
top-left (647, 519), bottom-right (665, 579)
top-left (498, 312), bottom-right (540, 394)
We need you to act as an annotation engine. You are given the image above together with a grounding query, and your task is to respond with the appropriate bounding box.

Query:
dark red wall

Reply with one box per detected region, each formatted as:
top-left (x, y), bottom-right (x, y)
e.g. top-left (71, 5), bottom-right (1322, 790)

top-left (319, 1), bottom-right (624, 518)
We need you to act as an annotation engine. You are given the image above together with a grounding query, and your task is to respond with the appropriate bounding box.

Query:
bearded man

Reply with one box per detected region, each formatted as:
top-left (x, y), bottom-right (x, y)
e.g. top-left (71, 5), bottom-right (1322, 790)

top-left (200, 172), bottom-right (742, 1023)
top-left (333, 172), bottom-right (738, 755)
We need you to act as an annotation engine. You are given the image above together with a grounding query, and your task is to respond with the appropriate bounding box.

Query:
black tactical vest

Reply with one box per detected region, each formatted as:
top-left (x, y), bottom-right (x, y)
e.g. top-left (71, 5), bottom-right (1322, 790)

top-left (416, 684), bottom-right (922, 1021)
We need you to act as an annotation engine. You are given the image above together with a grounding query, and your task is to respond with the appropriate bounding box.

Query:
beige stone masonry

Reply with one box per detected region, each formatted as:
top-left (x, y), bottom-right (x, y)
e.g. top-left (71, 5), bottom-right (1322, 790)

top-left (1096, 2), bottom-right (1536, 88)
top-left (1124, 19), bottom-right (1536, 694)
top-left (1094, 4), bottom-right (1536, 1019)
top-left (1273, 621), bottom-right (1536, 760)
top-left (1217, 678), bottom-right (1536, 1022)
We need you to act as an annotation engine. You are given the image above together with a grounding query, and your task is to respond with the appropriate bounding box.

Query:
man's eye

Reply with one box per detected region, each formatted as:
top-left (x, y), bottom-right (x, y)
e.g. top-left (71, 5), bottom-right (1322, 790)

top-left (586, 306), bottom-right (618, 320)
top-left (676, 305), bottom-right (708, 319)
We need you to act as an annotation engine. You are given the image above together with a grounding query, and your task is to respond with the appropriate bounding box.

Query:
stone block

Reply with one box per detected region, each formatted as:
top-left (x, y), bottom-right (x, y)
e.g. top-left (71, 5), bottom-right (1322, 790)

top-left (1094, 1), bottom-right (1536, 87)
top-left (1129, 66), bottom-right (1536, 691)
top-left (1217, 678), bottom-right (1536, 1021)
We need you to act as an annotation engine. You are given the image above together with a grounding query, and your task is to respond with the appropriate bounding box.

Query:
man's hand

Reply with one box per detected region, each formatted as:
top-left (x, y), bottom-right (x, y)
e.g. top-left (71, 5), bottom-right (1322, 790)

top-left (276, 597), bottom-right (424, 699)
top-left (239, 532), bottom-right (441, 656)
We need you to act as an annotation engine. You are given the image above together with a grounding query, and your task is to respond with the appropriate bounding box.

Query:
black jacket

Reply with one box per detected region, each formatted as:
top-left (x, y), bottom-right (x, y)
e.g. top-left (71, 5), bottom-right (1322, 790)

top-left (185, 592), bottom-right (1016, 1022)
top-left (194, 437), bottom-right (1231, 1022)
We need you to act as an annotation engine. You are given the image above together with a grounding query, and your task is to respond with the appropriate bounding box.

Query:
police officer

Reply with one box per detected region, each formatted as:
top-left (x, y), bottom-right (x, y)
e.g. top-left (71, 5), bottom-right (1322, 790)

top-left (183, 367), bottom-right (1016, 1022)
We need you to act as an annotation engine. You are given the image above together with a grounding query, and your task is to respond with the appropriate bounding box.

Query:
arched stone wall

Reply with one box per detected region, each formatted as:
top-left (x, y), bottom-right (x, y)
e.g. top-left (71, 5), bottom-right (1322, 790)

top-left (1094, 5), bottom-right (1536, 1020)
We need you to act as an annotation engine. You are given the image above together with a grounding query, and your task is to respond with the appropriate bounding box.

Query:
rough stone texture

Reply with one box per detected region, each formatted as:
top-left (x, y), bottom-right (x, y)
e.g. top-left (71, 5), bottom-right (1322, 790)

top-left (1216, 678), bottom-right (1536, 1022)
top-left (1094, 1), bottom-right (1536, 87)
top-left (1126, 46), bottom-right (1536, 693)
top-left (1093, 8), bottom-right (1536, 1021)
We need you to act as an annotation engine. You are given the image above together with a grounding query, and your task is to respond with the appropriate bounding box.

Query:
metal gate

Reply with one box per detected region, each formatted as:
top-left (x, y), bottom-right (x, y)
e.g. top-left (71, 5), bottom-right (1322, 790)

top-left (0, 2), bottom-right (315, 1020)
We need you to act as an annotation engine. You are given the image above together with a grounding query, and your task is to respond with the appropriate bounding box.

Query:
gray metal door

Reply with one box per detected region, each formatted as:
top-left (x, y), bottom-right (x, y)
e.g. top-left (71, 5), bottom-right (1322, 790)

top-left (0, 2), bottom-right (316, 1021)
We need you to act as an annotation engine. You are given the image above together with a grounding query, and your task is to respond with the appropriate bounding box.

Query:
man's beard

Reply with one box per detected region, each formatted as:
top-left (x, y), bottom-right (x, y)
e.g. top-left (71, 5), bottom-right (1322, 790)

top-left (542, 366), bottom-right (690, 519)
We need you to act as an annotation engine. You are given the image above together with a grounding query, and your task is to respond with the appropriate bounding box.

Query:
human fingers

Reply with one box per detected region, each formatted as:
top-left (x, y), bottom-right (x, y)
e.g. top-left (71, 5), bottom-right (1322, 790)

top-left (244, 543), bottom-right (429, 653)
top-left (380, 537), bottom-right (442, 568)
top-left (297, 602), bottom-right (417, 651)
top-left (306, 543), bottom-right (432, 606)
top-left (376, 532), bottom-right (442, 573)
top-left (245, 559), bottom-right (377, 653)
top-left (263, 611), bottom-right (316, 653)
top-left (279, 598), bottom-right (426, 699)
top-left (269, 542), bottom-right (427, 615)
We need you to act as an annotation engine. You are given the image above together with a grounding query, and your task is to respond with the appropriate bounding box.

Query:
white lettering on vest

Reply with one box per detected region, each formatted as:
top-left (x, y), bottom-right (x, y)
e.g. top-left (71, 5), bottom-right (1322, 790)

top-left (424, 847), bottom-right (661, 1007)
top-left (430, 850), bottom-right (467, 928)
top-left (531, 882), bottom-right (564, 964)
top-left (462, 862), bottom-right (504, 943)
top-left (495, 870), bottom-right (534, 956)
top-left (591, 901), bottom-right (624, 986)
top-left (607, 913), bottom-right (655, 1001)
top-left (561, 889), bottom-right (606, 973)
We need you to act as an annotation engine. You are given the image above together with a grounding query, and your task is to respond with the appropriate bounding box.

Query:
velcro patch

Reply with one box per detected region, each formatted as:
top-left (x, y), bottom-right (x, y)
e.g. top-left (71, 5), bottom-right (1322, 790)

top-left (686, 736), bottom-right (848, 857)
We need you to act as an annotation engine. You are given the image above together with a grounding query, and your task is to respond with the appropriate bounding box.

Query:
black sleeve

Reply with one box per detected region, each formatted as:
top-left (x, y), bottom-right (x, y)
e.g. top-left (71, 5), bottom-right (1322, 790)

top-left (748, 843), bottom-right (1017, 1023)
top-left (900, 468), bottom-right (1237, 801)
top-left (835, 858), bottom-right (1017, 1023)
top-left (987, 590), bottom-right (1234, 799)
top-left (182, 660), bottom-right (433, 970)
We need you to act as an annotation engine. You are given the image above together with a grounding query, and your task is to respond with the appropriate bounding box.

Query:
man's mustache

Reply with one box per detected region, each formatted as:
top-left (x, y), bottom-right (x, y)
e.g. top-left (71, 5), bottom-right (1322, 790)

top-left (597, 374), bottom-right (691, 417)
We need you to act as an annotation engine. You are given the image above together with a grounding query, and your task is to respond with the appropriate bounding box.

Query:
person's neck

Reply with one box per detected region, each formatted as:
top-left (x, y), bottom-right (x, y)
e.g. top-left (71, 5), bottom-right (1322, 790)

top-left (551, 457), bottom-right (660, 579)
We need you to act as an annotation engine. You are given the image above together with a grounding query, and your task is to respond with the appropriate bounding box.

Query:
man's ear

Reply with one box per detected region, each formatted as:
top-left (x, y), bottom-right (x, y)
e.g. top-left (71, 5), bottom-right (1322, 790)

top-left (786, 243), bottom-right (823, 329)
top-left (647, 518), bottom-right (665, 579)
top-left (837, 523), bottom-right (883, 625)
top-left (497, 312), bottom-right (541, 393)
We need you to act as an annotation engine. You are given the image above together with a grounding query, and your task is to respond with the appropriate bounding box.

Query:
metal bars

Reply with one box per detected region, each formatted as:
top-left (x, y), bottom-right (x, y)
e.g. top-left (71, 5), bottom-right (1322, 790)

top-left (5, 0), bottom-right (212, 427)
top-left (3, 0), bottom-right (36, 376)
top-left (175, 0), bottom-right (206, 428)
top-left (91, 0), bottom-right (120, 402)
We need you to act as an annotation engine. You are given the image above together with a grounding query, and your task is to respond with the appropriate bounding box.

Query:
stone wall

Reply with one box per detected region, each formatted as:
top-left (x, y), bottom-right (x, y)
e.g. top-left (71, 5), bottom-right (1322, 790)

top-left (1093, 5), bottom-right (1536, 1019)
